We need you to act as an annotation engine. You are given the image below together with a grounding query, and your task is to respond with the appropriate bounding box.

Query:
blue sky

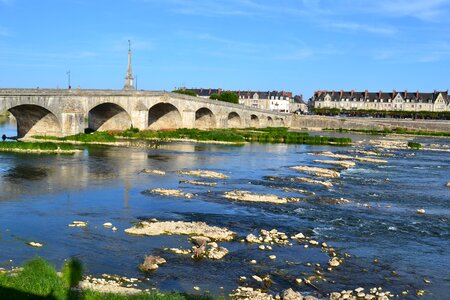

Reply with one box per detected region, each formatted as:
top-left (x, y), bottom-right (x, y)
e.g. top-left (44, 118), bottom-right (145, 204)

top-left (0, 0), bottom-right (449, 98)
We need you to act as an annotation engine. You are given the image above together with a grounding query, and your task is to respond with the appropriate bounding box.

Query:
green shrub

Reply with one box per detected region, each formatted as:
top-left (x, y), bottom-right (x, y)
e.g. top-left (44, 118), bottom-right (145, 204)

top-left (407, 141), bottom-right (422, 149)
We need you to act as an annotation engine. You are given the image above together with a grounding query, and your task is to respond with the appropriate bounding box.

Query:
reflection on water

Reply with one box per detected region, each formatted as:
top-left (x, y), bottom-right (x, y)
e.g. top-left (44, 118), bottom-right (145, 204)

top-left (0, 119), bottom-right (449, 299)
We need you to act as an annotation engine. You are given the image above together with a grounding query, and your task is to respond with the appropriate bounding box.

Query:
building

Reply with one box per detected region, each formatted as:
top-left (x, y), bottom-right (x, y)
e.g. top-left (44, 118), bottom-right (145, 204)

top-left (312, 90), bottom-right (450, 112)
top-left (189, 88), bottom-right (307, 113)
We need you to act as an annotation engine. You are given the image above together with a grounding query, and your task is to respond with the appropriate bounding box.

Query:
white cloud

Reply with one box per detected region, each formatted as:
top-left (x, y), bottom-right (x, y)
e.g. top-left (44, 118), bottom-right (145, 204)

top-left (378, 0), bottom-right (450, 21)
top-left (327, 22), bottom-right (397, 35)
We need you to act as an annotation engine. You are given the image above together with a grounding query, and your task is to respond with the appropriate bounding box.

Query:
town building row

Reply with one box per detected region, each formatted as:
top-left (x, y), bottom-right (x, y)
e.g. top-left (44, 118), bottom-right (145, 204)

top-left (312, 90), bottom-right (450, 112)
top-left (189, 88), bottom-right (308, 113)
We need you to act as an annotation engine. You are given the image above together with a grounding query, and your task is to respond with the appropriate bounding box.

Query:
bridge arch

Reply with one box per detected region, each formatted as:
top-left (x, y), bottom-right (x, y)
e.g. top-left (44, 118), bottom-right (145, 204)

top-left (275, 117), bottom-right (285, 127)
top-left (8, 104), bottom-right (62, 138)
top-left (267, 116), bottom-right (274, 127)
top-left (227, 112), bottom-right (242, 128)
top-left (195, 107), bottom-right (216, 129)
top-left (88, 102), bottom-right (132, 132)
top-left (148, 103), bottom-right (182, 130)
top-left (250, 114), bottom-right (259, 127)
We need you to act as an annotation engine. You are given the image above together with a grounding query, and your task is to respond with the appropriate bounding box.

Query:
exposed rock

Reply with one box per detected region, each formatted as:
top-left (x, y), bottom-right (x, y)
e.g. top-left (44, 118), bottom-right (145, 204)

top-left (315, 197), bottom-right (354, 205)
top-left (313, 160), bottom-right (356, 169)
top-left (145, 188), bottom-right (193, 199)
top-left (245, 229), bottom-right (289, 245)
top-left (447, 182), bottom-right (450, 187)
top-left (282, 288), bottom-right (303, 300)
top-left (27, 241), bottom-right (43, 247)
top-left (178, 169), bottom-right (229, 179)
top-left (269, 255), bottom-right (276, 260)
top-left (206, 246), bottom-right (229, 259)
top-left (252, 275), bottom-right (263, 282)
top-left (292, 233), bottom-right (306, 240)
top-left (179, 180), bottom-right (217, 186)
top-left (68, 221), bottom-right (87, 227)
top-left (231, 286), bottom-right (274, 300)
top-left (193, 286), bottom-right (200, 291)
top-left (103, 222), bottom-right (113, 228)
top-left (416, 209), bottom-right (426, 214)
top-left (294, 177), bottom-right (333, 187)
top-left (290, 166), bottom-right (340, 178)
top-left (140, 169), bottom-right (166, 176)
top-left (79, 277), bottom-right (141, 295)
top-left (313, 151), bottom-right (387, 163)
top-left (328, 257), bottom-right (340, 267)
top-left (125, 220), bottom-right (235, 241)
top-left (282, 187), bottom-right (315, 196)
top-left (224, 190), bottom-right (301, 204)
top-left (139, 256), bottom-right (166, 272)
top-left (250, 260), bottom-right (257, 264)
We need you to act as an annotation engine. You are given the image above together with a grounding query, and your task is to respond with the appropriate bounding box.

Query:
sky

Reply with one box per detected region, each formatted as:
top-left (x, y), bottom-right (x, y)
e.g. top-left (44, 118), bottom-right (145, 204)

top-left (0, 0), bottom-right (449, 99)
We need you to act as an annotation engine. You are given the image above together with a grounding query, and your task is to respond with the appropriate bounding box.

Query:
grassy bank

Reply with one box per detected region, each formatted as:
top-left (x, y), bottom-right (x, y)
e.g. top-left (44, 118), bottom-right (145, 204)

top-left (0, 257), bottom-right (212, 300)
top-left (0, 141), bottom-right (75, 153)
top-left (117, 127), bottom-right (352, 146)
top-left (34, 132), bottom-right (117, 143)
top-left (324, 127), bottom-right (450, 137)
top-left (31, 128), bottom-right (351, 146)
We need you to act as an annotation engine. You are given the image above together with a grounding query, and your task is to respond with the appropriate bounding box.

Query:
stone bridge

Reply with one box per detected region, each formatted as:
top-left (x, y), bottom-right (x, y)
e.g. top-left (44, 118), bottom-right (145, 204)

top-left (0, 89), bottom-right (291, 138)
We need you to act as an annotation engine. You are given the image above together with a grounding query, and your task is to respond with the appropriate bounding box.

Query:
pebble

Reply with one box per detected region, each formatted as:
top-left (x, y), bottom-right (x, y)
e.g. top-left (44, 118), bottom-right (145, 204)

top-left (416, 209), bottom-right (426, 214)
top-left (295, 278), bottom-right (303, 284)
top-left (259, 245), bottom-right (266, 250)
top-left (252, 275), bottom-right (263, 282)
top-left (239, 276), bottom-right (247, 281)
top-left (112, 227), bottom-right (117, 231)
top-left (309, 240), bottom-right (319, 246)
top-left (103, 222), bottom-right (113, 228)
top-left (423, 278), bottom-right (431, 284)
top-left (68, 221), bottom-right (87, 227)
top-left (193, 286), bottom-right (200, 291)
top-left (269, 255), bottom-right (276, 260)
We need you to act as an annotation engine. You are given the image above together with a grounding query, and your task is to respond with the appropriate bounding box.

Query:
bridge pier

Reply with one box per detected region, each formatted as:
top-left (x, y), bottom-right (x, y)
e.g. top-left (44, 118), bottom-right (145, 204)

top-left (182, 110), bottom-right (195, 129)
top-left (61, 112), bottom-right (85, 136)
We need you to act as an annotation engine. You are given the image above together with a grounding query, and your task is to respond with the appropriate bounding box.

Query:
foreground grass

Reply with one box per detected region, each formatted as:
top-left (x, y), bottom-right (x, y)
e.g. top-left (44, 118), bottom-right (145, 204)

top-left (0, 141), bottom-right (75, 152)
top-left (118, 127), bottom-right (352, 146)
top-left (324, 127), bottom-right (450, 137)
top-left (0, 257), bottom-right (212, 300)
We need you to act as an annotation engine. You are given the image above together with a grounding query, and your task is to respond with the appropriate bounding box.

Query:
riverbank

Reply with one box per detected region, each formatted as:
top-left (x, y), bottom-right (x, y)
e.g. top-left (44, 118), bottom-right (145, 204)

top-left (0, 141), bottom-right (77, 154)
top-left (323, 127), bottom-right (450, 137)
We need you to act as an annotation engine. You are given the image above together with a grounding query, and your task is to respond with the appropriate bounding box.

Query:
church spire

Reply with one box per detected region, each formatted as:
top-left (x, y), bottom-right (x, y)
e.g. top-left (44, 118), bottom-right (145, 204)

top-left (123, 40), bottom-right (135, 90)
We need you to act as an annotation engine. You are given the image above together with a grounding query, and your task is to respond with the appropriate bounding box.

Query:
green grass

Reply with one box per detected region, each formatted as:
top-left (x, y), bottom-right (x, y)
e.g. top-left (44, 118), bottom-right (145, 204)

top-left (0, 257), bottom-right (213, 300)
top-left (34, 132), bottom-right (117, 143)
top-left (0, 141), bottom-right (75, 151)
top-left (324, 127), bottom-right (450, 137)
top-left (117, 127), bottom-right (352, 146)
top-left (407, 141), bottom-right (422, 149)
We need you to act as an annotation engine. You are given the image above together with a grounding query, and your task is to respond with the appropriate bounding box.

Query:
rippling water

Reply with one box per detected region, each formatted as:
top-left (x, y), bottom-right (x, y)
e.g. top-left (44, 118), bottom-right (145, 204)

top-left (0, 118), bottom-right (449, 299)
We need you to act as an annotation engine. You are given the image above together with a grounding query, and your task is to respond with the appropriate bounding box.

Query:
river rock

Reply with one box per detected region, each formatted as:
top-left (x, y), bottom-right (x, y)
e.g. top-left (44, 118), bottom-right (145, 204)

top-left (224, 190), bottom-right (301, 204)
top-left (313, 159), bottom-right (356, 169)
top-left (178, 169), bottom-right (229, 179)
top-left (139, 256), bottom-right (166, 272)
top-left (447, 182), bottom-right (450, 187)
top-left (294, 177), bottom-right (333, 187)
top-left (282, 288), bottom-right (303, 300)
top-left (328, 257), bottom-right (340, 267)
top-left (290, 166), bottom-right (340, 178)
top-left (146, 188), bottom-right (193, 199)
top-left (68, 221), bottom-right (87, 227)
top-left (27, 241), bottom-right (43, 247)
top-left (125, 220), bottom-right (235, 241)
top-left (140, 169), bottom-right (166, 176)
top-left (191, 236), bottom-right (211, 246)
top-left (103, 222), bottom-right (113, 228)
top-left (416, 209), bottom-right (426, 214)
top-left (206, 246), bottom-right (229, 259)
top-left (179, 180), bottom-right (217, 186)
top-left (231, 286), bottom-right (274, 300)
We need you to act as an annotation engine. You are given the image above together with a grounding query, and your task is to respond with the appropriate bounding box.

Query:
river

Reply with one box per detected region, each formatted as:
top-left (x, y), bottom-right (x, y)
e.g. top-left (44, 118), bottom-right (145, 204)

top-left (0, 117), bottom-right (449, 299)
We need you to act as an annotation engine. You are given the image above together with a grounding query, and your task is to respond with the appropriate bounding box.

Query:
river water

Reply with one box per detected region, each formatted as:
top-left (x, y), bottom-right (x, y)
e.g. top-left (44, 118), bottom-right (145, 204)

top-left (0, 117), bottom-right (449, 299)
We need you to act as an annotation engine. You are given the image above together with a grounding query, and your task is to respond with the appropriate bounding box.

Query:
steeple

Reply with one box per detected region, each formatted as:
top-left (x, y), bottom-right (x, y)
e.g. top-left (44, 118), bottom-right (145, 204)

top-left (123, 40), bottom-right (135, 90)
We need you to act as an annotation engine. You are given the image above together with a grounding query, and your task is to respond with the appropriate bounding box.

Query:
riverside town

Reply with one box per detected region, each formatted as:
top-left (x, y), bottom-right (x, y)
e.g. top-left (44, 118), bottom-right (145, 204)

top-left (0, 1), bottom-right (449, 300)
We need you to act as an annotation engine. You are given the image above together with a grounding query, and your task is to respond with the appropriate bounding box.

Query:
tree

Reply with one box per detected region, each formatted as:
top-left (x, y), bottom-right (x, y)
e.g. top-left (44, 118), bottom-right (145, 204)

top-left (172, 89), bottom-right (197, 97)
top-left (218, 91), bottom-right (239, 104)
top-left (209, 93), bottom-right (220, 100)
